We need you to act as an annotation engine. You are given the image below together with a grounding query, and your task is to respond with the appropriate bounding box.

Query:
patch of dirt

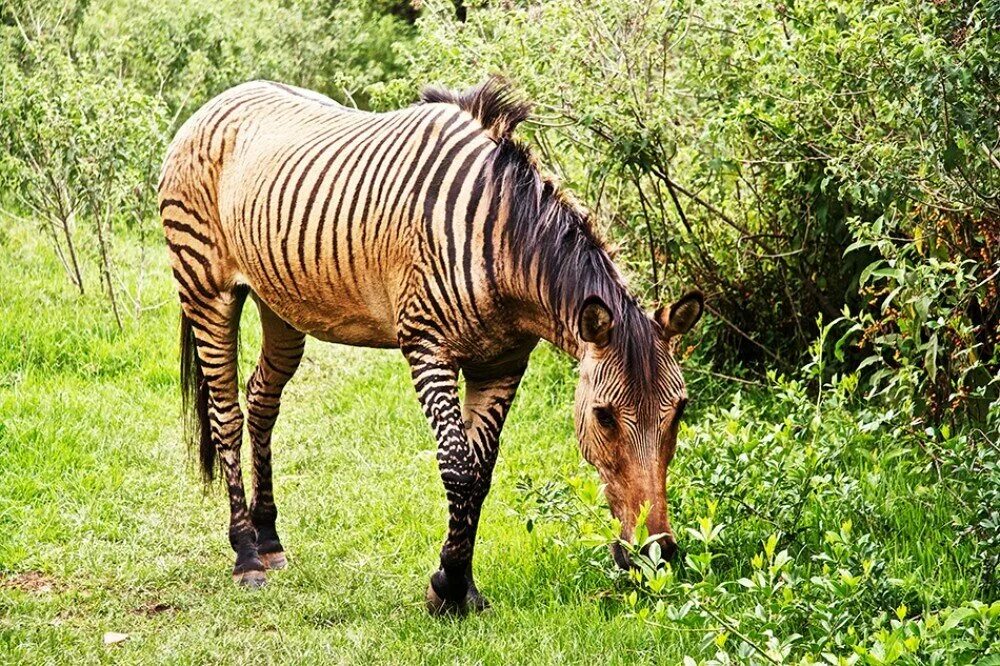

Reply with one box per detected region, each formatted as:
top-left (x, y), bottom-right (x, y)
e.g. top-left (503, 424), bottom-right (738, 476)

top-left (133, 601), bottom-right (177, 616)
top-left (0, 571), bottom-right (60, 594)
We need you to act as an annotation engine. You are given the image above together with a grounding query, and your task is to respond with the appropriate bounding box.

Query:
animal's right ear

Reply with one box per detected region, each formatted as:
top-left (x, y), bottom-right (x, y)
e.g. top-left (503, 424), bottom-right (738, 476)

top-left (578, 296), bottom-right (614, 348)
top-left (654, 289), bottom-right (704, 340)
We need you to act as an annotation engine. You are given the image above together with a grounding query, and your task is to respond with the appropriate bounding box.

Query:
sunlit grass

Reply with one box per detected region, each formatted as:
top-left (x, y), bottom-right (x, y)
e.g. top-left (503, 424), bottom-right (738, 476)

top-left (0, 222), bottom-right (690, 663)
top-left (0, 220), bottom-right (992, 664)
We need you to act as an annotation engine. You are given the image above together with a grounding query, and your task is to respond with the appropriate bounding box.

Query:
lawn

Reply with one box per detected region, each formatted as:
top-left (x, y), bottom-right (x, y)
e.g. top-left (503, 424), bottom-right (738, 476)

top-left (0, 220), bottom-right (696, 664)
top-left (1, 219), bottom-right (995, 665)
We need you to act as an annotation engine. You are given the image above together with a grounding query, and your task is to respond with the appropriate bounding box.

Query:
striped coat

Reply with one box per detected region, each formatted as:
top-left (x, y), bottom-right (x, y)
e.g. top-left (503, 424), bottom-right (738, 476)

top-left (159, 79), bottom-right (702, 614)
top-left (162, 81), bottom-right (523, 352)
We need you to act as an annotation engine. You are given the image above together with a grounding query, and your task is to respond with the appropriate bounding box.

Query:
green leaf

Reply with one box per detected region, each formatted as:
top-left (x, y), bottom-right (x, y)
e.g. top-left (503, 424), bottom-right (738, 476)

top-left (940, 606), bottom-right (976, 633)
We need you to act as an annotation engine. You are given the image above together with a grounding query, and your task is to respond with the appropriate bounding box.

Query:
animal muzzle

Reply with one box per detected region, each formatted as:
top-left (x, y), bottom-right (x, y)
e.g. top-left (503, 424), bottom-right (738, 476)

top-left (599, 465), bottom-right (677, 569)
top-left (610, 534), bottom-right (680, 570)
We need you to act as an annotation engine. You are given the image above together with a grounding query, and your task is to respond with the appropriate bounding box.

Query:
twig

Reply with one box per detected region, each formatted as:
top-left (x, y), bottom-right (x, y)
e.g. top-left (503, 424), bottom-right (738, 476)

top-left (342, 88), bottom-right (359, 110)
top-left (732, 497), bottom-right (783, 529)
top-left (650, 165), bottom-right (769, 252)
top-left (92, 199), bottom-right (122, 330)
top-left (630, 167), bottom-right (660, 299)
top-left (695, 599), bottom-right (781, 664)
top-left (685, 366), bottom-right (764, 387)
top-left (704, 304), bottom-right (786, 367)
top-left (170, 77), bottom-right (201, 130)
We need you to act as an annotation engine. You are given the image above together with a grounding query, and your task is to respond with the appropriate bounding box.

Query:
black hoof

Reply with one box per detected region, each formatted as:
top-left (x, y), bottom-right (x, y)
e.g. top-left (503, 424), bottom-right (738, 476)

top-left (464, 585), bottom-right (490, 613)
top-left (425, 583), bottom-right (491, 616)
top-left (233, 569), bottom-right (267, 589)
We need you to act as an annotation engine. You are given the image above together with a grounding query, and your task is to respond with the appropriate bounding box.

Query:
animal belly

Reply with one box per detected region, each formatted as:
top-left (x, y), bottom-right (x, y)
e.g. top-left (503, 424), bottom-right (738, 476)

top-left (306, 309), bottom-right (398, 348)
top-left (238, 268), bottom-right (399, 349)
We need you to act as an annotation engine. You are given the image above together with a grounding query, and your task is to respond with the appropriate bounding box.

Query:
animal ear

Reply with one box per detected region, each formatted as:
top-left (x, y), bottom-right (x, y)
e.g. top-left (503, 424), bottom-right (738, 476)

top-left (655, 290), bottom-right (704, 339)
top-left (578, 296), bottom-right (614, 347)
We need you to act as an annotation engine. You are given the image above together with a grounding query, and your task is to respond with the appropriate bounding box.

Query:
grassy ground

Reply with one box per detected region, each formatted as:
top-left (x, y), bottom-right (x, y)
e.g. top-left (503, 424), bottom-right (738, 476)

top-left (0, 220), bottom-right (993, 664)
top-left (0, 221), bottom-right (697, 664)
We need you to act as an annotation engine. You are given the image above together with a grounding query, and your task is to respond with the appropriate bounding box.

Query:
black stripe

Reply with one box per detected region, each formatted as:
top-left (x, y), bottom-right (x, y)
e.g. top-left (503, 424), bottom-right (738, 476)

top-left (274, 120), bottom-right (365, 297)
top-left (460, 172), bottom-right (489, 323)
top-left (374, 109), bottom-right (450, 243)
top-left (163, 218), bottom-right (211, 245)
top-left (437, 147), bottom-right (485, 329)
top-left (160, 198), bottom-right (208, 224)
top-left (365, 110), bottom-right (435, 245)
top-left (339, 111), bottom-right (415, 285)
top-left (322, 113), bottom-right (402, 284)
top-left (313, 114), bottom-right (409, 273)
top-left (481, 171), bottom-right (504, 296)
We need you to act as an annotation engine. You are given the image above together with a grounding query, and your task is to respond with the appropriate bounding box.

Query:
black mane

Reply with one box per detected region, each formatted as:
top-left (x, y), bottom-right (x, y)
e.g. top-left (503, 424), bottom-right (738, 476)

top-left (420, 76), bottom-right (532, 140)
top-left (422, 77), bottom-right (656, 379)
top-left (491, 136), bottom-right (656, 381)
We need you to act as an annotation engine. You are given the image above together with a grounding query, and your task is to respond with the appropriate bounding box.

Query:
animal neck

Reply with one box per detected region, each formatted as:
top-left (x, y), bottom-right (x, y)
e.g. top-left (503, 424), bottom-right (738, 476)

top-left (499, 193), bottom-right (637, 360)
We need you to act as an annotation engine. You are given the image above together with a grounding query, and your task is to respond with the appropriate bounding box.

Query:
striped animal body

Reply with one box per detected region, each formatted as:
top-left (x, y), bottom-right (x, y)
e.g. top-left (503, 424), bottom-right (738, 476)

top-left (159, 79), bottom-right (703, 614)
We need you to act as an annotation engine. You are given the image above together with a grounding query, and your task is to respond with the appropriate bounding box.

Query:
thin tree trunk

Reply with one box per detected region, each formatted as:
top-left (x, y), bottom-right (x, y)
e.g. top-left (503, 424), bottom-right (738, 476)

top-left (24, 150), bottom-right (86, 294)
top-left (40, 211), bottom-right (75, 286)
top-left (93, 201), bottom-right (122, 330)
top-left (61, 209), bottom-right (85, 295)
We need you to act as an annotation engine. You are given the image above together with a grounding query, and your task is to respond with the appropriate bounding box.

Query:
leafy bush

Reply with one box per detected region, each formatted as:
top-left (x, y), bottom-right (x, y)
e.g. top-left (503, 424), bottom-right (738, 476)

top-left (935, 416), bottom-right (1000, 601)
top-left (76, 0), bottom-right (415, 115)
top-left (0, 50), bottom-right (168, 323)
top-left (838, 229), bottom-right (998, 427)
top-left (517, 366), bottom-right (1000, 664)
top-left (395, 0), bottom-right (1000, 397)
top-left (0, 0), bottom-right (414, 323)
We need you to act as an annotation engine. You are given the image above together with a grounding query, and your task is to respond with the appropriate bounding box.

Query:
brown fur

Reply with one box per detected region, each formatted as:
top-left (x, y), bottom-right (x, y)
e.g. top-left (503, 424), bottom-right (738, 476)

top-left (159, 79), bottom-right (703, 604)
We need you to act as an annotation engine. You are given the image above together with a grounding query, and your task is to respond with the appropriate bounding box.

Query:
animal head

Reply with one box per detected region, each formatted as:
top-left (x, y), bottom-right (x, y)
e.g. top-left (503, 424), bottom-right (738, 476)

top-left (573, 290), bottom-right (704, 568)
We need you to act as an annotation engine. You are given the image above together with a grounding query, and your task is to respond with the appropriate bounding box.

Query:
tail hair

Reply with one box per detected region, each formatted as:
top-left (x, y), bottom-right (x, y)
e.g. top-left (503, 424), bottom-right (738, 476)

top-left (180, 313), bottom-right (216, 483)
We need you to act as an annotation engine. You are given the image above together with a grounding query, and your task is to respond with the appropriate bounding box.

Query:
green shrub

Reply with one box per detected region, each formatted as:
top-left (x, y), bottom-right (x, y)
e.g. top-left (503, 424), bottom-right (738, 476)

top-left (517, 366), bottom-right (1000, 664)
top-left (0, 0), bottom-right (414, 324)
top-left (0, 49), bottom-right (168, 323)
top-left (394, 0), bottom-right (999, 395)
top-left (76, 0), bottom-right (414, 116)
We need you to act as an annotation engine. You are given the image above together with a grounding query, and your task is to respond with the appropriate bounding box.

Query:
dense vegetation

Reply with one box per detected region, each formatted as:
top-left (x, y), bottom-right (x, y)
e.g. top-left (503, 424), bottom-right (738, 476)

top-left (1, 0), bottom-right (998, 663)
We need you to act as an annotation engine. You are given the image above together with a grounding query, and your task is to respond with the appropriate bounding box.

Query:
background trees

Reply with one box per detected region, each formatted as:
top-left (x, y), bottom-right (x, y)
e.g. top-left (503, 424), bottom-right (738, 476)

top-left (393, 0), bottom-right (999, 429)
top-left (1, 1), bottom-right (998, 661)
top-left (9, 0), bottom-right (993, 424)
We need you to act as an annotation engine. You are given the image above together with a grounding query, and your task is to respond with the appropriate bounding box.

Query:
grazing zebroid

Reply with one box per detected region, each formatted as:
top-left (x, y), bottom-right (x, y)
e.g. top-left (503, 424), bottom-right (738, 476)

top-left (158, 78), bottom-right (703, 614)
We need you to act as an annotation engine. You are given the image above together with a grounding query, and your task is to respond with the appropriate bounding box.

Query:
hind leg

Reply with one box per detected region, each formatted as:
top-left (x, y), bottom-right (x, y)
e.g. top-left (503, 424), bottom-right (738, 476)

top-left (185, 289), bottom-right (267, 587)
top-left (246, 297), bottom-right (305, 570)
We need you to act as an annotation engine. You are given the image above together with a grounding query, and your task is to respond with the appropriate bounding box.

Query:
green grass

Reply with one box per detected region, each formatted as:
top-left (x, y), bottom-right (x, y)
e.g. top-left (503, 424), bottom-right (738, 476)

top-left (0, 220), bottom-right (993, 664)
top-left (0, 221), bottom-right (690, 664)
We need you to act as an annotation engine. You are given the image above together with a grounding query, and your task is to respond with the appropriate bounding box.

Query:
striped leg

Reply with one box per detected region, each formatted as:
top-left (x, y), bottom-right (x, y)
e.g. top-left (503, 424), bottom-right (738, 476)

top-left (403, 345), bottom-right (523, 615)
top-left (246, 298), bottom-right (305, 571)
top-left (187, 290), bottom-right (266, 587)
top-left (450, 368), bottom-right (524, 612)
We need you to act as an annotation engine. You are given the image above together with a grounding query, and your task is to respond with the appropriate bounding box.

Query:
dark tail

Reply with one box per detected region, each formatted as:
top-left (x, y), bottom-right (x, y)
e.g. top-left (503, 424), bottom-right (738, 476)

top-left (180, 313), bottom-right (216, 483)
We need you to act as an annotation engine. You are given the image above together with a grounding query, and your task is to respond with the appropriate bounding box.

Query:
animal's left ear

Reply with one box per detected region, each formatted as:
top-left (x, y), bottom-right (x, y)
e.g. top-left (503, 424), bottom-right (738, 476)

top-left (578, 295), bottom-right (614, 347)
top-left (654, 290), bottom-right (704, 340)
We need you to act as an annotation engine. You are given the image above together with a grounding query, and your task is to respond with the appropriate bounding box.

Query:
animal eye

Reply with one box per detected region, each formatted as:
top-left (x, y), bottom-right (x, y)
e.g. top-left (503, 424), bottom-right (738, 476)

top-left (593, 406), bottom-right (616, 429)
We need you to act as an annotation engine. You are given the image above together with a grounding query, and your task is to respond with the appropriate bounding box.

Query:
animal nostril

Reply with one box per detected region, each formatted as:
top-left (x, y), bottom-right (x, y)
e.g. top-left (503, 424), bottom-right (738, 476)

top-left (640, 538), bottom-right (679, 563)
top-left (610, 541), bottom-right (632, 570)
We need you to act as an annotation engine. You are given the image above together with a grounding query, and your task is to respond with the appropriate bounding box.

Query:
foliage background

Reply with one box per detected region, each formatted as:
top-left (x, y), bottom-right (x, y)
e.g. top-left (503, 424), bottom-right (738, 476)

top-left (1, 0), bottom-right (998, 664)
